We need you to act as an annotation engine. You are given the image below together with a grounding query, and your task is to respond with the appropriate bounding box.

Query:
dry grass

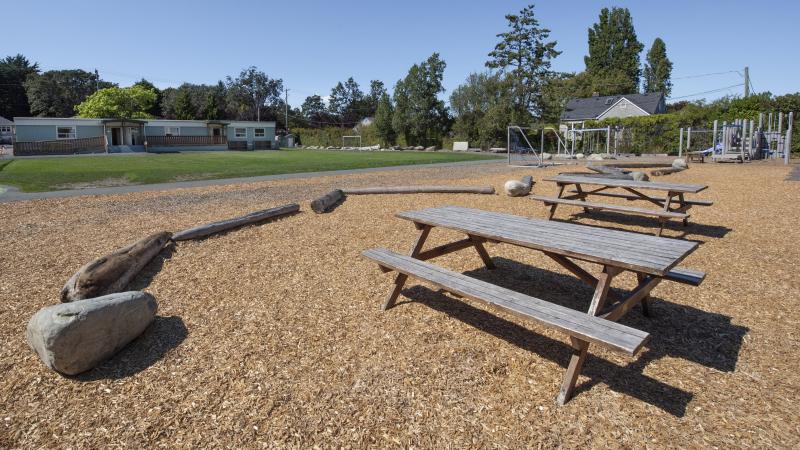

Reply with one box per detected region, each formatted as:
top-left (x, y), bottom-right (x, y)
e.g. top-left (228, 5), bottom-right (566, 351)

top-left (1, 161), bottom-right (799, 448)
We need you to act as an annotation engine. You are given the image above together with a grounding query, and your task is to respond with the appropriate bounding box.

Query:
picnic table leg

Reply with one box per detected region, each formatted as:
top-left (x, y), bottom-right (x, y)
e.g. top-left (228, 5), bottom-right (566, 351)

top-left (679, 193), bottom-right (689, 226)
top-left (548, 184), bottom-right (566, 219)
top-left (557, 337), bottom-right (589, 405)
top-left (637, 273), bottom-right (652, 317)
top-left (588, 266), bottom-right (621, 316)
top-left (575, 184), bottom-right (590, 213)
top-left (381, 224), bottom-right (431, 311)
top-left (468, 235), bottom-right (496, 270)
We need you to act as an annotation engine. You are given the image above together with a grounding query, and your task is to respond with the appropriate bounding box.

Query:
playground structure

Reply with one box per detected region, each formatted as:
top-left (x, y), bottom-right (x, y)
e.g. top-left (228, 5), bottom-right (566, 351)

top-left (506, 124), bottom-right (615, 166)
top-left (342, 135), bottom-right (362, 148)
top-left (679, 111), bottom-right (794, 164)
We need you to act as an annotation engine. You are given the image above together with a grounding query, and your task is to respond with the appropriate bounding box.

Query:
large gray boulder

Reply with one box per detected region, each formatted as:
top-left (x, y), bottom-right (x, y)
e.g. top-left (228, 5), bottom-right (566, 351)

top-left (672, 158), bottom-right (688, 169)
top-left (504, 175), bottom-right (534, 197)
top-left (27, 291), bottom-right (158, 375)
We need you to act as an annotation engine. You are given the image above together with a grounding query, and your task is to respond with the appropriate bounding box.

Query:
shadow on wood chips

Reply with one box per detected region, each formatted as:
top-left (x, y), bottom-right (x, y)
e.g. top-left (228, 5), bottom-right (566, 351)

top-left (74, 315), bottom-right (188, 381)
top-left (561, 210), bottom-right (733, 239)
top-left (398, 257), bottom-right (748, 418)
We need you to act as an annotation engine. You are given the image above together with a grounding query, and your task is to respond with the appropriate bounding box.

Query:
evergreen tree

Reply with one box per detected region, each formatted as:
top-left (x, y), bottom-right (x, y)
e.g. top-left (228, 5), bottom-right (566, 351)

top-left (133, 79), bottom-right (163, 117)
top-left (173, 87), bottom-right (196, 120)
top-left (374, 93), bottom-right (396, 146)
top-left (0, 54), bottom-right (39, 118)
top-left (25, 70), bottom-right (115, 117)
top-left (486, 4), bottom-right (560, 116)
top-left (584, 7), bottom-right (644, 94)
top-left (643, 38), bottom-right (673, 96)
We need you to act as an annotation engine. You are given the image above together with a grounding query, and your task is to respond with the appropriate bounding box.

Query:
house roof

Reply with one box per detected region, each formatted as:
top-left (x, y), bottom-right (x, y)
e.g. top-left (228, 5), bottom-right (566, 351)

top-left (561, 92), bottom-right (664, 121)
top-left (0, 116), bottom-right (12, 125)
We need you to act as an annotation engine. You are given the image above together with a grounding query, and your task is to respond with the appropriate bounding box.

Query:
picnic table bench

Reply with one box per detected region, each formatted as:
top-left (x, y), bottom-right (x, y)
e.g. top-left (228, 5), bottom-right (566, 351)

top-left (362, 206), bottom-right (704, 404)
top-left (535, 174), bottom-right (711, 236)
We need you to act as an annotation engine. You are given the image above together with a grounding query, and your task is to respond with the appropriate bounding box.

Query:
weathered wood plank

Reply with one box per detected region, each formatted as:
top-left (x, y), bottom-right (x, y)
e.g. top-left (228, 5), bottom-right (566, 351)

top-left (530, 195), bottom-right (689, 219)
top-left (363, 248), bottom-right (650, 355)
top-left (544, 175), bottom-right (707, 193)
top-left (567, 190), bottom-right (713, 206)
top-left (663, 267), bottom-right (706, 286)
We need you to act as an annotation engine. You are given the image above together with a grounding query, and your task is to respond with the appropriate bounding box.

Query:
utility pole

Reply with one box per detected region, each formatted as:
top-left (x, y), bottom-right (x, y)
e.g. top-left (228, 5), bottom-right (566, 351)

top-left (285, 89), bottom-right (290, 133)
top-left (744, 66), bottom-right (750, 97)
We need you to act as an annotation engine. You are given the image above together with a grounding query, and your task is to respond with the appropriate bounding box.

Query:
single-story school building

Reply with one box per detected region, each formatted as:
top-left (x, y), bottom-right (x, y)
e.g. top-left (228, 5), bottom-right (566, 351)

top-left (11, 117), bottom-right (278, 156)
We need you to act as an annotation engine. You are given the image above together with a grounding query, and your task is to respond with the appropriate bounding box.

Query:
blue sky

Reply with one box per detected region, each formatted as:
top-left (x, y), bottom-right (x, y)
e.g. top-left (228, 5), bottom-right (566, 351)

top-left (3, 0), bottom-right (797, 107)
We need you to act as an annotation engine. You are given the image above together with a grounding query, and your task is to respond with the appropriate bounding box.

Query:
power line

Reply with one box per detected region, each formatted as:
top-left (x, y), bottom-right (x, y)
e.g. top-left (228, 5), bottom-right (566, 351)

top-left (672, 70), bottom-right (739, 80)
top-left (667, 83), bottom-right (745, 100)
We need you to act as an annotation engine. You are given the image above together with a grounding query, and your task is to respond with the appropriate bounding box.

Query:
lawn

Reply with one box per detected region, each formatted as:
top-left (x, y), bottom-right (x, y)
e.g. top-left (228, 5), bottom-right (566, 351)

top-left (0, 149), bottom-right (500, 192)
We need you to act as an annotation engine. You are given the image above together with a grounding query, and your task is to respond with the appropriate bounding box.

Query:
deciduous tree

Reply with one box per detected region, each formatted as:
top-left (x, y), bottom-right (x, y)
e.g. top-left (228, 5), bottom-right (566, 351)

top-left (25, 69), bottom-right (114, 117)
top-left (374, 93), bottom-right (396, 146)
top-left (75, 86), bottom-right (157, 119)
top-left (225, 66), bottom-right (283, 121)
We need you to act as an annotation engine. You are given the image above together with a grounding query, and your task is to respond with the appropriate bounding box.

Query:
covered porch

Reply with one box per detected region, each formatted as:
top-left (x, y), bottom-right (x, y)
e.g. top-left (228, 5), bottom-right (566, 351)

top-left (102, 119), bottom-right (147, 152)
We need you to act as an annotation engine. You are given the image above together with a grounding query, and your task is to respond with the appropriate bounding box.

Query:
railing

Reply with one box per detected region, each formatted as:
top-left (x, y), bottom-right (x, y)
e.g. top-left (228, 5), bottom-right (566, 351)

top-left (146, 135), bottom-right (227, 146)
top-left (14, 136), bottom-right (106, 156)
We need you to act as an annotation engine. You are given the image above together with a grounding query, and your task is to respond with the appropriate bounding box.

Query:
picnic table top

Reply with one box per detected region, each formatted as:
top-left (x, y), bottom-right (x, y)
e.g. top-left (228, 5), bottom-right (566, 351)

top-left (396, 206), bottom-right (698, 276)
top-left (543, 174), bottom-right (708, 193)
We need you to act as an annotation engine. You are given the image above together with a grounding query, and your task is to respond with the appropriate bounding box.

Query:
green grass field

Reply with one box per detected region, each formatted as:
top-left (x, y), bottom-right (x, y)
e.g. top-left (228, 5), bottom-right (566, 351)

top-left (0, 150), bottom-right (500, 192)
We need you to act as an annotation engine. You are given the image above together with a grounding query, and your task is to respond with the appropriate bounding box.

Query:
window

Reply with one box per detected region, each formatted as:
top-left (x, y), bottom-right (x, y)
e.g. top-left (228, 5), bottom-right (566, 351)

top-left (0, 126), bottom-right (11, 133)
top-left (164, 127), bottom-right (180, 136)
top-left (57, 126), bottom-right (76, 139)
top-left (604, 98), bottom-right (613, 105)
top-left (254, 128), bottom-right (265, 137)
top-left (234, 128), bottom-right (247, 138)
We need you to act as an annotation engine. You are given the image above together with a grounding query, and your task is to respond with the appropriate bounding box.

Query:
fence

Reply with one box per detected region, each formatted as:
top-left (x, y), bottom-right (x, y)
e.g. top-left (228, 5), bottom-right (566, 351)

top-left (13, 136), bottom-right (106, 156)
top-left (145, 135), bottom-right (227, 146)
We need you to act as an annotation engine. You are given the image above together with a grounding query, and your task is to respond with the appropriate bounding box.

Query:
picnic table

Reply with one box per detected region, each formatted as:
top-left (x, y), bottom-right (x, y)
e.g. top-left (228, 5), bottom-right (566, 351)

top-left (362, 206), bottom-right (704, 404)
top-left (532, 174), bottom-right (712, 236)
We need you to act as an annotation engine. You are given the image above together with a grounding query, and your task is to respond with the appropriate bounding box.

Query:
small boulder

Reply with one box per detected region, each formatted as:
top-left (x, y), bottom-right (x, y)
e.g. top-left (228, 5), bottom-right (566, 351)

top-left (575, 153), bottom-right (585, 159)
top-left (504, 175), bottom-right (534, 197)
top-left (414, 146), bottom-right (425, 150)
top-left (630, 171), bottom-right (650, 182)
top-left (424, 146), bottom-right (436, 151)
top-left (586, 154), bottom-right (603, 161)
top-left (27, 291), bottom-right (158, 375)
top-left (541, 152), bottom-right (553, 160)
top-left (672, 158), bottom-right (688, 169)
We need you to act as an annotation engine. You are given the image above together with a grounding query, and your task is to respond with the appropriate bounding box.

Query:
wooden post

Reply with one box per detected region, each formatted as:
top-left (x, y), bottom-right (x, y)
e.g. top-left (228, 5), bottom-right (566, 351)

top-left (382, 225), bottom-right (431, 310)
top-left (557, 337), bottom-right (589, 405)
top-left (587, 266), bottom-right (620, 316)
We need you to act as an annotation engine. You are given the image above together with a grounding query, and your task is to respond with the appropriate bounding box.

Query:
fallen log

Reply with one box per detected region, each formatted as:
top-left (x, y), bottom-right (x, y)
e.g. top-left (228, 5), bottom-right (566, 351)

top-left (60, 232), bottom-right (171, 303)
top-left (310, 189), bottom-right (345, 213)
top-left (587, 165), bottom-right (630, 175)
top-left (342, 186), bottom-right (495, 195)
top-left (172, 203), bottom-right (299, 241)
top-left (650, 167), bottom-right (685, 176)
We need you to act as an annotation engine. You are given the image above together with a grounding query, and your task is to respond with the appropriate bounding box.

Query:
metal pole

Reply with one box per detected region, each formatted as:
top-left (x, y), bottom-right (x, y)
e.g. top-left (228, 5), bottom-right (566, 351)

top-left (679, 127), bottom-right (684, 157)
top-left (741, 119), bottom-right (747, 160)
top-left (541, 128), bottom-right (545, 157)
top-left (285, 89), bottom-right (290, 134)
top-left (712, 120), bottom-right (718, 155)
top-left (606, 125), bottom-right (611, 155)
top-left (507, 127), bottom-right (511, 165)
top-left (785, 112), bottom-right (793, 165)
top-left (687, 127), bottom-right (692, 153)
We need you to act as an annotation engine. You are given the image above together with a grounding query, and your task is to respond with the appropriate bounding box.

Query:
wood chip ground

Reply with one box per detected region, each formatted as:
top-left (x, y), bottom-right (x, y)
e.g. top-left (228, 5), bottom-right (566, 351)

top-left (0, 161), bottom-right (798, 448)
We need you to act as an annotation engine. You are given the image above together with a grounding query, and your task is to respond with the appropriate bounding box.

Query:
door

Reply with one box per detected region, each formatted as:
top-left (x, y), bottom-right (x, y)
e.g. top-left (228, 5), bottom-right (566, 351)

top-left (130, 127), bottom-right (140, 145)
top-left (212, 128), bottom-right (221, 136)
top-left (111, 128), bottom-right (121, 146)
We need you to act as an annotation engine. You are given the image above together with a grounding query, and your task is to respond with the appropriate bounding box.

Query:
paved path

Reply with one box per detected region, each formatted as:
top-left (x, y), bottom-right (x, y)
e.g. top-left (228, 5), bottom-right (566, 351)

top-left (0, 159), bottom-right (504, 203)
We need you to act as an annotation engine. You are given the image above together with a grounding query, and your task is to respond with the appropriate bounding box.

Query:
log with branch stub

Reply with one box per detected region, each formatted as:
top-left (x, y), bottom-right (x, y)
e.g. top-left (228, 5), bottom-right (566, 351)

top-left (342, 186), bottom-right (495, 195)
top-left (172, 203), bottom-right (300, 241)
top-left (60, 232), bottom-right (172, 303)
top-left (310, 190), bottom-right (345, 213)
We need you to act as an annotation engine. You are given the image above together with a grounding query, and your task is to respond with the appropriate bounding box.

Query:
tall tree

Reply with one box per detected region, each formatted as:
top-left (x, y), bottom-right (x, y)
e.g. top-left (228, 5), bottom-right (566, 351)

top-left (0, 54), bottom-right (39, 118)
top-left (451, 72), bottom-right (527, 148)
top-left (301, 94), bottom-right (331, 127)
top-left (75, 86), bottom-right (157, 119)
top-left (486, 4), bottom-right (561, 116)
top-left (643, 38), bottom-right (673, 96)
top-left (374, 92), bottom-right (396, 146)
top-left (584, 7), bottom-right (644, 94)
top-left (392, 53), bottom-right (450, 146)
top-left (202, 81), bottom-right (227, 120)
top-left (133, 79), bottom-right (163, 117)
top-left (172, 86), bottom-right (196, 120)
top-left (328, 77), bottom-right (364, 126)
top-left (225, 66), bottom-right (283, 121)
top-left (25, 70), bottom-right (114, 117)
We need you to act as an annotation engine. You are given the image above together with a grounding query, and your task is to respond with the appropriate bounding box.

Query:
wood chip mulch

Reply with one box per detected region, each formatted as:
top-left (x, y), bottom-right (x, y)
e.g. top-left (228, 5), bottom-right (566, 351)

top-left (0, 162), bottom-right (798, 448)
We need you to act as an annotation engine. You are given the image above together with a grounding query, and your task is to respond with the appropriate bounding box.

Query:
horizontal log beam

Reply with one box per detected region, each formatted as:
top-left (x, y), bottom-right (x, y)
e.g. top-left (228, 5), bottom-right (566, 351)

top-left (342, 186), bottom-right (495, 195)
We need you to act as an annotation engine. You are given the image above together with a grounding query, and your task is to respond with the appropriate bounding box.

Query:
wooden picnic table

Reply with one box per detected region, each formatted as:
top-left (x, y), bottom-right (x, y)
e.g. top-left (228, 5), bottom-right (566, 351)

top-left (537, 174), bottom-right (711, 235)
top-left (363, 205), bottom-right (703, 403)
